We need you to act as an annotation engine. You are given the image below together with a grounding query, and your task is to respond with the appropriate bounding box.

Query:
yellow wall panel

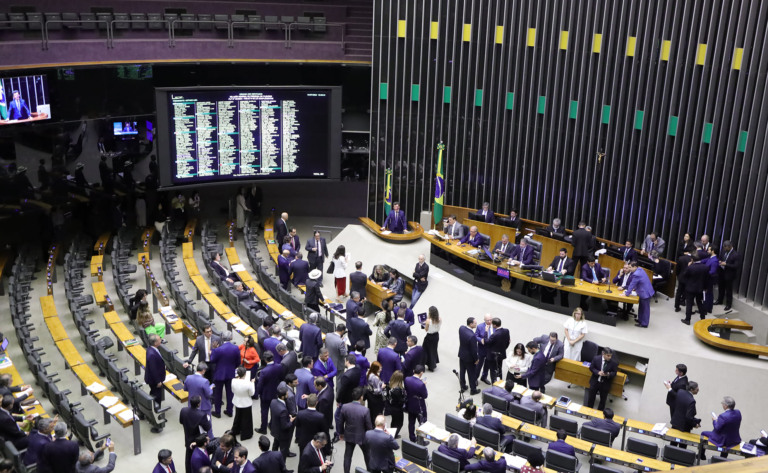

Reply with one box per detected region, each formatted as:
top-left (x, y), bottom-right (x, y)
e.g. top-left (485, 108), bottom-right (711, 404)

top-left (733, 47), bottom-right (744, 70)
top-left (626, 36), bottom-right (637, 57)
top-left (397, 20), bottom-right (406, 38)
top-left (559, 31), bottom-right (569, 50)
top-left (527, 28), bottom-right (536, 47)
top-left (592, 33), bottom-right (602, 53)
top-left (661, 40), bottom-right (671, 61)
top-left (430, 21), bottom-right (439, 39)
top-left (495, 26), bottom-right (504, 44)
top-left (463, 23), bottom-right (471, 42)
top-left (696, 43), bottom-right (707, 65)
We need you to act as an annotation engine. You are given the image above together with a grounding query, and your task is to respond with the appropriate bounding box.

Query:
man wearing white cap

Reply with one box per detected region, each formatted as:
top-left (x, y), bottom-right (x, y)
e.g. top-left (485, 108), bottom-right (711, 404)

top-left (304, 269), bottom-right (325, 312)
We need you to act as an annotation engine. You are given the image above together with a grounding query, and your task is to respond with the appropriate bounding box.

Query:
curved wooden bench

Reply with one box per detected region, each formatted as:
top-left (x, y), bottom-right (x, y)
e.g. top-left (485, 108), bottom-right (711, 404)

top-left (694, 318), bottom-right (768, 357)
top-left (358, 216), bottom-right (424, 242)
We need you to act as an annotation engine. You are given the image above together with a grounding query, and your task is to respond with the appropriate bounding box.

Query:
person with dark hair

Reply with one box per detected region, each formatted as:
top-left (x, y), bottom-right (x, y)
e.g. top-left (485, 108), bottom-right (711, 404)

top-left (152, 449), bottom-right (176, 473)
top-left (383, 310), bottom-right (411, 356)
top-left (443, 215), bottom-right (464, 240)
top-left (458, 317), bottom-right (480, 395)
top-left (232, 446), bottom-right (256, 473)
top-left (679, 254), bottom-right (709, 325)
top-left (380, 201), bottom-right (407, 233)
top-left (547, 429), bottom-right (575, 456)
top-left (641, 231), bottom-right (666, 256)
top-left (520, 449), bottom-right (545, 472)
top-left (373, 300), bottom-right (395, 353)
top-left (670, 382), bottom-right (702, 439)
top-left (335, 354), bottom-right (361, 437)
top-left (586, 347), bottom-right (618, 411)
top-left (717, 240), bottom-right (741, 311)
top-left (183, 363), bottom-right (213, 439)
top-left (404, 365), bottom-right (428, 442)
top-left (211, 252), bottom-right (235, 285)
top-left (579, 257), bottom-right (607, 309)
top-left (270, 386), bottom-right (296, 459)
top-left (314, 377), bottom-right (335, 429)
top-left (128, 289), bottom-right (147, 321)
top-left (290, 252), bottom-right (310, 287)
top-left (296, 356), bottom-right (317, 409)
top-left (349, 261), bottom-right (367, 299)
top-left (532, 332), bottom-right (563, 392)
top-left (278, 249), bottom-right (292, 290)
top-left (180, 395), bottom-right (212, 472)
top-left (299, 432), bottom-right (333, 472)
top-left (305, 231), bottom-right (329, 272)
top-left (486, 318), bottom-right (510, 383)
top-left (8, 90), bottom-right (31, 120)
top-left (211, 434), bottom-right (236, 473)
top-left (281, 235), bottom-right (296, 259)
top-left (238, 336), bottom-right (260, 380)
top-left (571, 221), bottom-right (592, 273)
top-left (231, 366), bottom-right (255, 441)
top-left (422, 306), bottom-right (441, 371)
top-left (145, 334), bottom-right (166, 422)
top-left (210, 331), bottom-right (240, 418)
top-left (312, 348), bottom-right (338, 389)
top-left (402, 336), bottom-right (424, 378)
top-left (24, 417), bottom-right (54, 468)
top-left (255, 351), bottom-right (282, 434)
top-left (664, 363), bottom-right (689, 417)
top-left (377, 338), bottom-right (402, 384)
top-left (295, 394), bottom-right (328, 454)
top-left (331, 245), bottom-right (350, 301)
top-left (623, 260), bottom-right (655, 327)
top-left (184, 324), bottom-right (220, 383)
top-left (483, 378), bottom-right (517, 403)
top-left (253, 436), bottom-right (288, 472)
top-left (365, 361), bottom-right (385, 422)
top-left (39, 421), bottom-right (78, 473)
top-left (515, 341), bottom-right (545, 391)
top-left (299, 313), bottom-right (323, 360)
top-left (384, 371), bottom-right (405, 439)
top-left (583, 407), bottom-right (622, 444)
top-left (304, 269), bottom-right (325, 312)
top-left (345, 291), bottom-right (365, 319)
top-left (506, 342), bottom-right (532, 386)
top-left (339, 386), bottom-right (372, 473)
top-left (382, 268), bottom-right (405, 303)
top-left (190, 434), bottom-right (211, 472)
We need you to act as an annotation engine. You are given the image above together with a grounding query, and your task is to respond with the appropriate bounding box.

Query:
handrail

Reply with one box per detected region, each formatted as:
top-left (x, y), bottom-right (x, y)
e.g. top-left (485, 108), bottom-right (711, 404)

top-left (44, 19), bottom-right (111, 50)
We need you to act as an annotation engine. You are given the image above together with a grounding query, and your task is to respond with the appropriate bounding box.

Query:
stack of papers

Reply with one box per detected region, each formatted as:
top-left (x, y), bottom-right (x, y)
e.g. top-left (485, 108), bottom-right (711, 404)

top-left (123, 339), bottom-right (139, 347)
top-left (456, 436), bottom-right (473, 450)
top-left (231, 264), bottom-right (246, 272)
top-left (118, 409), bottom-right (136, 422)
top-left (233, 321), bottom-right (251, 333)
top-left (503, 454), bottom-right (528, 469)
top-left (164, 373), bottom-right (178, 383)
top-left (381, 230), bottom-right (392, 235)
top-left (107, 404), bottom-right (127, 415)
top-left (652, 422), bottom-right (668, 435)
top-left (512, 384), bottom-right (528, 395)
top-left (0, 357), bottom-right (13, 369)
top-left (418, 422), bottom-right (450, 441)
top-left (568, 402), bottom-right (583, 411)
top-left (226, 315), bottom-right (240, 324)
top-left (86, 382), bottom-right (106, 394)
top-left (98, 396), bottom-right (119, 408)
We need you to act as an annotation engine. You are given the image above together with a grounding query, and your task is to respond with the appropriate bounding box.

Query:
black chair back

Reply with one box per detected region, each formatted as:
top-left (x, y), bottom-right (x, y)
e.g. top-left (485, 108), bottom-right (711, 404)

top-left (431, 450), bottom-right (461, 473)
top-left (549, 415), bottom-right (579, 436)
top-left (513, 440), bottom-right (542, 459)
top-left (589, 463), bottom-right (623, 473)
top-left (472, 423), bottom-right (501, 450)
top-left (401, 438), bottom-right (429, 467)
top-left (545, 449), bottom-right (579, 473)
top-left (580, 424), bottom-right (612, 446)
top-left (508, 402), bottom-right (538, 424)
top-left (580, 340), bottom-right (599, 362)
top-left (482, 391), bottom-right (509, 414)
top-left (626, 437), bottom-right (659, 458)
top-left (662, 445), bottom-right (697, 467)
top-left (710, 456), bottom-right (733, 463)
top-left (445, 413), bottom-right (471, 438)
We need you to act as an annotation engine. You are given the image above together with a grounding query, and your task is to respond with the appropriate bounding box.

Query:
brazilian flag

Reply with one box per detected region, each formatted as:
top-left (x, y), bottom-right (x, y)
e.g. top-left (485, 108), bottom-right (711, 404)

top-left (383, 168), bottom-right (392, 216)
top-left (433, 141), bottom-right (446, 225)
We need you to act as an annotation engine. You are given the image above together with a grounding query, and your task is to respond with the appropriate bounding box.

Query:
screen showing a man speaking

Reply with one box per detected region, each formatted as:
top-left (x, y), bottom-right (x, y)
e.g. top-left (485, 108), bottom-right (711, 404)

top-left (0, 74), bottom-right (51, 125)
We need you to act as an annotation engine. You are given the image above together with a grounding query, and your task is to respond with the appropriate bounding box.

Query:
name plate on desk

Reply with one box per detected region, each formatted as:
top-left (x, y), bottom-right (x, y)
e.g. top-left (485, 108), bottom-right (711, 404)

top-left (497, 267), bottom-right (510, 279)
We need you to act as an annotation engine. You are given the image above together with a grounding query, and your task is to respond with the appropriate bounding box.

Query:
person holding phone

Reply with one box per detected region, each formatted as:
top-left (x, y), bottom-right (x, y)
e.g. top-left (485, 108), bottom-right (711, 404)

top-left (701, 396), bottom-right (742, 457)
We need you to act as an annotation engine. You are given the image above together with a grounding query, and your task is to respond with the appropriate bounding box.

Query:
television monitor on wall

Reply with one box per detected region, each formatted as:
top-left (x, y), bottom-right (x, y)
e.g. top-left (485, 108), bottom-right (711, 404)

top-left (0, 74), bottom-right (51, 125)
top-left (113, 121), bottom-right (139, 136)
top-left (155, 86), bottom-right (341, 187)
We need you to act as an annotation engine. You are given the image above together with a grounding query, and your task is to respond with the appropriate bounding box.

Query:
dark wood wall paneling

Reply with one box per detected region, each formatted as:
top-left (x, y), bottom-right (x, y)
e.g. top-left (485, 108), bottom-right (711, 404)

top-left (368, 0), bottom-right (768, 307)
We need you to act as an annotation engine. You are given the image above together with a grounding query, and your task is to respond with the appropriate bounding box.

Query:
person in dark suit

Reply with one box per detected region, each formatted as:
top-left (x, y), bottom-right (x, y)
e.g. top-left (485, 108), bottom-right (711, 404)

top-left (621, 240), bottom-right (638, 262)
top-left (345, 291), bottom-right (365, 319)
top-left (459, 225), bottom-right (483, 247)
top-left (624, 260), bottom-right (655, 328)
top-left (305, 231), bottom-right (329, 272)
top-left (270, 386), bottom-right (296, 459)
top-left (458, 317), bottom-right (480, 395)
top-left (183, 363), bottom-right (214, 436)
top-left (179, 396), bottom-right (212, 472)
top-left (152, 449), bottom-right (177, 473)
top-left (211, 252), bottom-right (236, 285)
top-left (281, 235), bottom-right (297, 260)
top-left (545, 247), bottom-right (575, 306)
top-left (336, 355), bottom-right (361, 406)
top-left (184, 325), bottom-right (220, 380)
top-left (145, 335), bottom-right (166, 420)
top-left (483, 379), bottom-right (517, 403)
top-left (465, 447), bottom-right (507, 473)
top-left (298, 432), bottom-right (333, 473)
top-left (396, 302), bottom-right (415, 326)
top-left (510, 238), bottom-right (534, 265)
top-left (211, 434), bottom-right (236, 473)
top-left (364, 415), bottom-right (400, 473)
top-left (278, 344), bottom-right (299, 377)
top-left (340, 387), bottom-right (372, 473)
top-left (571, 222), bottom-right (593, 272)
top-left (476, 403), bottom-right (515, 453)
top-left (252, 436), bottom-right (289, 472)
top-left (190, 434), bottom-right (211, 472)
top-left (474, 315), bottom-right (493, 385)
top-left (519, 391), bottom-right (548, 427)
top-left (586, 347), bottom-right (618, 411)
top-left (381, 269), bottom-right (405, 304)
top-left (210, 331), bottom-right (240, 417)
top-left (641, 231), bottom-right (666, 257)
top-left (664, 363), bottom-right (689, 417)
top-left (346, 309), bottom-right (372, 350)
top-left (443, 215), bottom-right (465, 240)
top-left (349, 261), bottom-right (368, 299)
top-left (295, 394), bottom-right (328, 453)
top-left (275, 213), bottom-right (290, 250)
top-left (255, 351), bottom-right (282, 434)
top-left (377, 338), bottom-right (402, 383)
top-left (410, 254), bottom-right (429, 309)
top-left (290, 253), bottom-right (310, 287)
top-left (277, 250), bottom-right (291, 290)
top-left (402, 336), bottom-right (424, 377)
top-left (304, 269), bottom-right (325, 312)
top-left (296, 356), bottom-right (317, 409)
top-left (679, 255), bottom-right (709, 325)
top-left (493, 234), bottom-right (514, 259)
top-left (477, 202), bottom-right (495, 223)
top-left (38, 422), bottom-right (78, 473)
top-left (702, 396), bottom-right (742, 452)
top-left (0, 394), bottom-right (29, 450)
top-left (545, 218), bottom-right (565, 236)
top-left (547, 430), bottom-right (576, 456)
top-left (505, 209), bottom-right (522, 232)
top-left (516, 341), bottom-right (545, 391)
top-left (404, 365), bottom-right (428, 442)
top-left (437, 434), bottom-right (476, 470)
top-left (380, 202), bottom-right (407, 233)
top-left (76, 442), bottom-right (116, 473)
top-left (7, 91), bottom-right (31, 120)
top-left (299, 314), bottom-right (323, 360)
top-left (486, 318), bottom-right (510, 383)
top-left (580, 257), bottom-right (607, 310)
top-left (312, 348), bottom-right (338, 389)
top-left (533, 332), bottom-right (564, 391)
top-left (384, 311), bottom-right (411, 355)
top-left (670, 382), bottom-right (701, 447)
top-left (230, 446), bottom-right (257, 473)
top-left (314, 378), bottom-right (335, 428)
top-left (24, 417), bottom-right (53, 469)
top-left (583, 408), bottom-right (622, 444)
top-left (717, 240), bottom-right (741, 311)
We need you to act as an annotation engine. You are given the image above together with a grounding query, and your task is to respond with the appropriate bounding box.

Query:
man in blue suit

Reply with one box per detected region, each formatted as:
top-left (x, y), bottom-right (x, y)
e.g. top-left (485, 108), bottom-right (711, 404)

top-left (312, 348), bottom-right (338, 389)
top-left (210, 331), bottom-right (240, 417)
top-left (252, 436), bottom-right (288, 472)
top-left (510, 239), bottom-right (534, 265)
top-left (152, 449), bottom-right (176, 473)
top-left (477, 202), bottom-right (495, 223)
top-left (384, 311), bottom-right (411, 355)
top-left (270, 386), bottom-right (295, 459)
top-left (353, 341), bottom-right (370, 386)
top-left (289, 253), bottom-right (310, 288)
top-left (437, 434), bottom-right (476, 470)
top-left (460, 225), bottom-right (483, 247)
top-left (364, 415), bottom-right (400, 473)
top-left (475, 314), bottom-right (493, 385)
top-left (277, 250), bottom-right (291, 290)
top-left (458, 317), bottom-right (480, 395)
top-left (345, 292), bottom-right (365, 318)
top-left (299, 314), bottom-right (323, 360)
top-left (376, 337), bottom-right (402, 384)
top-left (516, 341), bottom-right (545, 391)
top-left (184, 364), bottom-right (213, 433)
top-left (295, 356), bottom-right (316, 409)
top-left (586, 348), bottom-right (618, 411)
top-left (621, 240), bottom-right (638, 262)
top-left (339, 387), bottom-right (372, 473)
top-left (465, 447), bottom-right (507, 473)
top-left (263, 326), bottom-right (284, 362)
top-left (402, 336), bottom-right (424, 377)
top-left (404, 365), bottom-right (428, 442)
top-left (396, 302), bottom-right (415, 326)
top-left (380, 202), bottom-right (407, 233)
top-left (580, 257), bottom-right (608, 310)
top-left (624, 260), bottom-right (655, 327)
top-left (145, 335), bottom-right (166, 425)
top-left (7, 91), bottom-right (31, 120)
top-left (179, 395), bottom-right (212, 472)
top-left (255, 351), bottom-right (282, 434)
top-left (702, 396), bottom-right (742, 453)
top-left (483, 379), bottom-right (517, 403)
top-left (305, 231), bottom-right (329, 272)
top-left (190, 434), bottom-right (211, 472)
top-left (548, 430), bottom-right (575, 456)
top-left (583, 408), bottom-right (622, 444)
top-left (476, 403), bottom-right (515, 453)
top-left (346, 309), bottom-right (372, 350)
top-left (232, 446), bottom-right (257, 473)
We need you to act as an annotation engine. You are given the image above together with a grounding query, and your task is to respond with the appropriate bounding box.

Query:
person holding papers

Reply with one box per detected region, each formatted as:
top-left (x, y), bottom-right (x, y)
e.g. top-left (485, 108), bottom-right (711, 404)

top-left (437, 434), bottom-right (476, 470)
top-left (380, 202), bottom-right (407, 233)
top-left (509, 239), bottom-right (534, 265)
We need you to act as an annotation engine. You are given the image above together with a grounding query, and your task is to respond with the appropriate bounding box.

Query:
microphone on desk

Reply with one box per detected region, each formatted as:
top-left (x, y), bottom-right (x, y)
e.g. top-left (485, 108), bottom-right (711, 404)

top-left (606, 281), bottom-right (612, 293)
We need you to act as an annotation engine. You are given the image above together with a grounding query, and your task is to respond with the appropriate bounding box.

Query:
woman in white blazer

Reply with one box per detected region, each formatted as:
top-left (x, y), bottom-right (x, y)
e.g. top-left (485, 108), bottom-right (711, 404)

top-left (230, 366), bottom-right (255, 441)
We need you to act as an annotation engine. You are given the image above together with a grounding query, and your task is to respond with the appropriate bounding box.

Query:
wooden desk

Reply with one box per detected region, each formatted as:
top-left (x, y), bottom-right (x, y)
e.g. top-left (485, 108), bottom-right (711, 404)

top-left (242, 280), bottom-right (272, 301)
top-left (694, 318), bottom-right (768, 357)
top-left (55, 339), bottom-right (85, 367)
top-left (358, 216), bottom-right (424, 242)
top-left (92, 281), bottom-right (108, 307)
top-left (94, 232), bottom-right (111, 255)
top-left (184, 258), bottom-right (200, 277)
top-left (553, 358), bottom-right (627, 398)
top-left (137, 252), bottom-right (149, 264)
top-left (45, 317), bottom-right (68, 342)
top-left (591, 444), bottom-right (672, 471)
top-left (90, 254), bottom-right (104, 276)
top-left (203, 293), bottom-right (233, 318)
top-left (40, 295), bottom-right (57, 318)
top-left (190, 275), bottom-right (214, 297)
top-left (182, 242), bottom-right (194, 260)
top-left (158, 306), bottom-right (184, 334)
top-left (71, 363), bottom-right (134, 427)
top-left (104, 310), bottom-right (122, 326)
top-left (225, 247), bottom-right (240, 265)
top-left (492, 380), bottom-right (556, 407)
top-left (141, 227), bottom-right (155, 254)
top-left (366, 280), bottom-right (395, 309)
top-left (184, 219), bottom-right (197, 242)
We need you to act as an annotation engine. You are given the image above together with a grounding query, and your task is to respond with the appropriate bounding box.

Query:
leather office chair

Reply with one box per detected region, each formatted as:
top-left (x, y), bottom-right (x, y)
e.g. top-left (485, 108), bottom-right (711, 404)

top-left (580, 424), bottom-right (613, 447)
top-left (445, 413), bottom-right (471, 438)
top-left (545, 449), bottom-right (580, 473)
top-left (549, 415), bottom-right (579, 437)
top-left (482, 391), bottom-right (509, 414)
top-left (402, 438), bottom-right (430, 467)
top-left (662, 445), bottom-right (697, 467)
top-left (626, 437), bottom-right (659, 458)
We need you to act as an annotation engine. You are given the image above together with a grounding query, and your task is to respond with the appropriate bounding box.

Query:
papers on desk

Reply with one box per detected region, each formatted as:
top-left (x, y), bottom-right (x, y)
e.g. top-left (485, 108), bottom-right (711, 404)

top-left (651, 422), bottom-right (669, 435)
top-left (568, 402), bottom-right (583, 411)
top-left (512, 383), bottom-right (527, 395)
top-left (0, 357), bottom-right (12, 369)
top-left (503, 454), bottom-right (529, 470)
top-left (118, 409), bottom-right (136, 422)
top-left (418, 421), bottom-right (450, 441)
top-left (227, 315), bottom-right (240, 324)
top-left (456, 436), bottom-right (473, 451)
top-left (635, 362), bottom-right (648, 373)
top-left (466, 249), bottom-right (480, 255)
top-left (233, 321), bottom-right (251, 333)
top-left (164, 373), bottom-right (178, 383)
top-left (21, 401), bottom-right (40, 411)
top-left (231, 264), bottom-right (246, 272)
top-left (381, 230), bottom-right (392, 235)
top-left (123, 339), bottom-right (139, 347)
top-left (86, 382), bottom-right (106, 394)
top-left (740, 442), bottom-right (756, 454)
top-left (98, 396), bottom-right (119, 408)
top-left (107, 403), bottom-right (127, 415)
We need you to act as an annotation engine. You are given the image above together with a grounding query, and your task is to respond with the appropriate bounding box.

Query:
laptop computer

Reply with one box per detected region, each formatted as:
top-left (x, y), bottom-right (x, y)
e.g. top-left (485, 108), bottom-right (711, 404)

top-left (541, 271), bottom-right (557, 282)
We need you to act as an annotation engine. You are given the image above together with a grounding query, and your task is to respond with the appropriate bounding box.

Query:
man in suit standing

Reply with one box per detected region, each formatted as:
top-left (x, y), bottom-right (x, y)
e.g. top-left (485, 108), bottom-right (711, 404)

top-left (402, 336), bottom-right (424, 377)
top-left (571, 221), bottom-right (593, 273)
top-left (314, 378), bottom-right (335, 429)
top-left (255, 351), bottom-right (282, 434)
top-left (278, 344), bottom-right (299, 376)
top-left (346, 292), bottom-right (365, 319)
top-left (679, 255), bottom-right (708, 325)
top-left (211, 434), bottom-right (236, 473)
top-left (486, 318), bottom-right (510, 383)
top-left (76, 441), bottom-right (117, 473)
top-left (519, 391), bottom-right (548, 428)
top-left (231, 446), bottom-right (256, 473)
top-left (296, 356), bottom-right (317, 409)
top-left (384, 311), bottom-right (411, 356)
top-left (346, 308), bottom-right (372, 352)
top-left (476, 404), bottom-right (515, 453)
top-left (621, 240), bottom-right (638, 262)
top-left (275, 212), bottom-right (290, 250)
top-left (145, 335), bottom-right (166, 426)
top-left (153, 449), bottom-right (177, 473)
top-left (305, 231), bottom-right (329, 272)
top-left (702, 396), bottom-right (742, 453)
top-left (377, 337), bottom-right (402, 384)
top-left (7, 91), bottom-right (31, 120)
top-left (492, 234), bottom-right (514, 259)
top-left (443, 215), bottom-right (465, 240)
top-left (290, 253), bottom-right (310, 288)
top-left (586, 347), bottom-right (619, 411)
top-left (663, 364), bottom-right (689, 417)
top-left (380, 202), bottom-right (407, 234)
top-left (718, 240), bottom-right (741, 311)
top-left (189, 436), bottom-right (209, 473)
top-left (300, 314), bottom-right (323, 360)
top-left (184, 363), bottom-right (214, 439)
top-left (179, 395), bottom-right (212, 472)
top-left (298, 433), bottom-right (333, 473)
top-left (278, 250), bottom-right (291, 290)
top-left (288, 227), bottom-right (300, 253)
top-left (295, 394), bottom-right (328, 454)
top-left (335, 355), bottom-right (361, 435)
top-left (475, 314), bottom-right (493, 385)
top-left (210, 331), bottom-right (240, 418)
top-left (339, 387), bottom-right (372, 473)
top-left (304, 269), bottom-right (325, 312)
top-left (324, 324), bottom-right (349, 377)
top-left (405, 365), bottom-right (428, 442)
top-left (623, 260), bottom-right (655, 328)
top-left (364, 415), bottom-right (400, 473)
top-left (459, 225), bottom-right (483, 247)
top-left (349, 261), bottom-right (368, 299)
top-left (352, 341), bottom-right (370, 386)
top-left (410, 254), bottom-right (429, 309)
top-left (264, 326), bottom-right (284, 362)
top-left (312, 348), bottom-right (338, 389)
top-left (641, 231), bottom-right (666, 257)
top-left (670, 382), bottom-right (701, 446)
top-left (253, 436), bottom-right (289, 472)
top-left (516, 341), bottom-right (545, 391)
top-left (270, 386), bottom-right (296, 459)
top-left (40, 422), bottom-right (78, 473)
top-left (583, 408), bottom-right (622, 445)
top-left (24, 417), bottom-right (53, 469)
top-left (533, 332), bottom-right (564, 392)
top-left (458, 317), bottom-right (480, 395)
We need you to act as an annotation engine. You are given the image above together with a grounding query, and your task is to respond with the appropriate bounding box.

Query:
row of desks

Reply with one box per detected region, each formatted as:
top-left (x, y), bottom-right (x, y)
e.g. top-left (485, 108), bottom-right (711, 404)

top-left (0, 354), bottom-right (48, 419)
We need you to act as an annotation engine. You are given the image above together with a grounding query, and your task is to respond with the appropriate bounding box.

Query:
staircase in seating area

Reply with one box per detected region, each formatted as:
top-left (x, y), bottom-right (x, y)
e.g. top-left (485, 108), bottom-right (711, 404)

top-left (344, 0), bottom-right (372, 62)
